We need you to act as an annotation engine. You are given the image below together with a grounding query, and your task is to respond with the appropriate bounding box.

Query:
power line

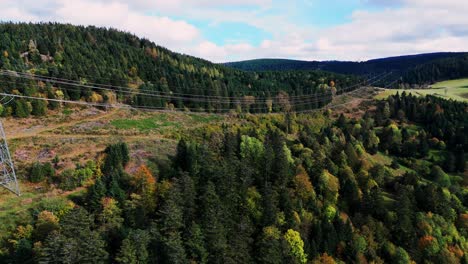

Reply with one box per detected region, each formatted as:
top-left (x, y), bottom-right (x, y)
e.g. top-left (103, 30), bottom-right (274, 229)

top-left (0, 72), bottom-right (393, 113)
top-left (0, 78), bottom-right (329, 109)
top-left (0, 70), bottom-right (391, 107)
top-left (0, 72), bottom-right (335, 104)
top-left (0, 73), bottom-right (392, 113)
top-left (0, 74), bottom-right (394, 111)
top-left (4, 67), bottom-right (362, 95)
top-left (0, 69), bottom-right (386, 101)
top-left (0, 69), bottom-right (334, 99)
top-left (295, 87), bottom-right (376, 114)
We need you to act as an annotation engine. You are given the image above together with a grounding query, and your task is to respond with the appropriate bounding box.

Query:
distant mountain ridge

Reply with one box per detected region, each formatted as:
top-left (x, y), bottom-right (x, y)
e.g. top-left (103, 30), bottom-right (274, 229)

top-left (225, 52), bottom-right (468, 84)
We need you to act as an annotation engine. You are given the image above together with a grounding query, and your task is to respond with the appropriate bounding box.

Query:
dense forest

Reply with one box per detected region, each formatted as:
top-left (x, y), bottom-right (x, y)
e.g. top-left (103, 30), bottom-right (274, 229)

top-left (1, 93), bottom-right (466, 263)
top-left (225, 53), bottom-right (468, 87)
top-left (0, 22), bottom-right (362, 114)
top-left (225, 53), bottom-right (465, 74)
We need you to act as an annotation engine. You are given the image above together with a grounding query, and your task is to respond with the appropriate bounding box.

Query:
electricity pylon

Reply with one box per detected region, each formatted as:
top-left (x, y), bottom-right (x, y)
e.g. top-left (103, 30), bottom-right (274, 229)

top-left (0, 119), bottom-right (20, 195)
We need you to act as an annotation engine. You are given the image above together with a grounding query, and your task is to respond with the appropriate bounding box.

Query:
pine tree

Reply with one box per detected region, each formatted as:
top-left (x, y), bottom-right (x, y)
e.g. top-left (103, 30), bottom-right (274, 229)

top-left (31, 99), bottom-right (47, 116)
top-left (339, 166), bottom-right (360, 213)
top-left (455, 148), bottom-right (465, 172)
top-left (108, 175), bottom-right (126, 202)
top-left (116, 230), bottom-right (150, 264)
top-left (98, 197), bottom-right (124, 232)
top-left (14, 100), bottom-right (29, 118)
top-left (87, 178), bottom-right (107, 212)
top-left (257, 226), bottom-right (283, 264)
top-left (14, 238), bottom-right (33, 264)
top-left (394, 189), bottom-right (415, 249)
top-left (227, 213), bottom-right (254, 263)
top-left (200, 182), bottom-right (228, 263)
top-left (269, 131), bottom-right (292, 187)
top-left (184, 223), bottom-right (208, 263)
top-left (382, 102), bottom-right (391, 120)
top-left (262, 183), bottom-right (279, 227)
top-left (39, 208), bottom-right (108, 263)
top-left (345, 143), bottom-right (360, 171)
top-left (418, 131), bottom-right (430, 157)
top-left (37, 231), bottom-right (70, 263)
top-left (158, 188), bottom-right (187, 263)
top-left (444, 152), bottom-right (456, 173)
top-left (174, 139), bottom-right (189, 171)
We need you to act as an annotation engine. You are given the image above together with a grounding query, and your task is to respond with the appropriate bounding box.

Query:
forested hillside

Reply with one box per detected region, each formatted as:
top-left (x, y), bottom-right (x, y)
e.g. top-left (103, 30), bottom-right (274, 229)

top-left (1, 93), bottom-right (466, 263)
top-left (0, 22), bottom-right (361, 114)
top-left (404, 54), bottom-right (468, 85)
top-left (225, 53), bottom-right (468, 86)
top-left (0, 21), bottom-right (467, 264)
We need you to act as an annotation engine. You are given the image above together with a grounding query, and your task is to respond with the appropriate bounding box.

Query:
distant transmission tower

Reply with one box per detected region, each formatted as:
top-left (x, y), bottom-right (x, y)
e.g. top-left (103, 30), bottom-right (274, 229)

top-left (0, 96), bottom-right (20, 195)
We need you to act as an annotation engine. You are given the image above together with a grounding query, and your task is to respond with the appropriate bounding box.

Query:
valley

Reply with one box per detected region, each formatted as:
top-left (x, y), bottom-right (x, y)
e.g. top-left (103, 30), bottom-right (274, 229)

top-left (0, 22), bottom-right (466, 264)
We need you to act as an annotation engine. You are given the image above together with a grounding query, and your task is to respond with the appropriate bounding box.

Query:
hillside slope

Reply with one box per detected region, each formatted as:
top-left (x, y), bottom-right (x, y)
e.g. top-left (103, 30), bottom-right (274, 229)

top-left (1, 93), bottom-right (466, 263)
top-left (0, 22), bottom-right (360, 113)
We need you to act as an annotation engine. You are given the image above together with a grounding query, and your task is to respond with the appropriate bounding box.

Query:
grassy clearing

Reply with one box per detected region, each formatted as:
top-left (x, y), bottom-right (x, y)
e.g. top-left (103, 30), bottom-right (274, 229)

top-left (368, 152), bottom-right (392, 166)
top-left (428, 150), bottom-right (445, 163)
top-left (367, 152), bottom-right (416, 176)
top-left (111, 117), bottom-right (164, 131)
top-left (189, 114), bottom-right (223, 123)
top-left (1, 109), bottom-right (226, 246)
top-left (404, 124), bottom-right (422, 134)
top-left (450, 174), bottom-right (464, 185)
top-left (62, 109), bottom-right (73, 116)
top-left (382, 191), bottom-right (397, 206)
top-left (393, 164), bottom-right (415, 176)
top-left (431, 78), bottom-right (468, 89)
top-left (375, 78), bottom-right (468, 102)
top-left (110, 112), bottom-right (228, 135)
top-left (110, 114), bottom-right (181, 131)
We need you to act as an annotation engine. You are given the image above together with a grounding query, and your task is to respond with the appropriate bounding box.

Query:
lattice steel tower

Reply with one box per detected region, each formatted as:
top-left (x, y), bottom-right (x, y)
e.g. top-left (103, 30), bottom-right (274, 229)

top-left (0, 119), bottom-right (20, 195)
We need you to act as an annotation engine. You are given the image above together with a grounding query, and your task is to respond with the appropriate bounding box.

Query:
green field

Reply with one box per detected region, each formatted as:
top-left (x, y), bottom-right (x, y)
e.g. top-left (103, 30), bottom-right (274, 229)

top-left (110, 114), bottom-right (176, 131)
top-left (376, 78), bottom-right (468, 102)
top-left (110, 112), bottom-right (225, 133)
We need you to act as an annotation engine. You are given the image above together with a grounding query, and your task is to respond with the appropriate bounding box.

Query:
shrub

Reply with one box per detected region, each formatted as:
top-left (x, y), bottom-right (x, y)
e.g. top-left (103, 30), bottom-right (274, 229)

top-left (29, 162), bottom-right (55, 183)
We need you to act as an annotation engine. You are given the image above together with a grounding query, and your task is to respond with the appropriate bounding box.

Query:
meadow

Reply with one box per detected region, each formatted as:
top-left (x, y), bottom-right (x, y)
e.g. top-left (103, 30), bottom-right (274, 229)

top-left (375, 78), bottom-right (468, 102)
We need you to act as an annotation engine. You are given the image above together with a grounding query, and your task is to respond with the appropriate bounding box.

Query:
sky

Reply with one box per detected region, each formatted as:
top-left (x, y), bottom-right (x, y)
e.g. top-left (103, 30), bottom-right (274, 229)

top-left (1, 0), bottom-right (467, 62)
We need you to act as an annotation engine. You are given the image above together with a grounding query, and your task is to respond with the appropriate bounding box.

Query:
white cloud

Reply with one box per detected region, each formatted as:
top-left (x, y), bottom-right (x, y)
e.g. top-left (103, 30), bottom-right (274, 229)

top-left (119, 0), bottom-right (272, 11)
top-left (310, 1), bottom-right (468, 61)
top-left (193, 41), bottom-right (259, 62)
top-left (0, 0), bottom-right (467, 62)
top-left (0, 0), bottom-right (200, 51)
top-left (196, 0), bottom-right (468, 62)
top-left (362, 0), bottom-right (404, 7)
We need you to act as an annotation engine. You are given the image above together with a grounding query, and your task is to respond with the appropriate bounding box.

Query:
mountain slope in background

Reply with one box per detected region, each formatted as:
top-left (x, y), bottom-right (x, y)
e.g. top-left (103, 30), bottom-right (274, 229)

top-left (0, 22), bottom-right (360, 113)
top-left (225, 52), bottom-right (468, 85)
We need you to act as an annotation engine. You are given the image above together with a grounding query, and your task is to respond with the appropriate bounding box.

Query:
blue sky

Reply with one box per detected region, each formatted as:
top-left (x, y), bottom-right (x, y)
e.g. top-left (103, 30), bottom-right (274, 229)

top-left (190, 21), bottom-right (272, 46)
top-left (192, 0), bottom-right (365, 46)
top-left (183, 0), bottom-right (372, 46)
top-left (1, 0), bottom-right (467, 62)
